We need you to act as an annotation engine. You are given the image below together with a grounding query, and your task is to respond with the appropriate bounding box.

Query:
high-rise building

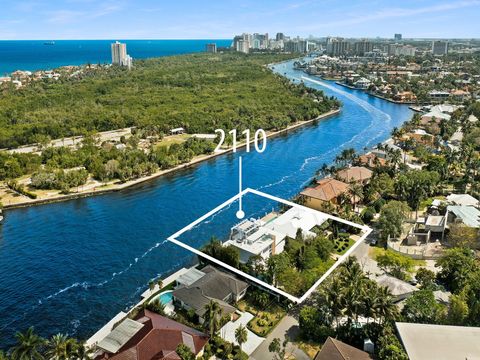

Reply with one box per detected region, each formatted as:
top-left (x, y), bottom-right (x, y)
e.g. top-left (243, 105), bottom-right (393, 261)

top-left (205, 43), bottom-right (217, 53)
top-left (251, 33), bottom-right (268, 49)
top-left (233, 33), bottom-right (251, 53)
top-left (432, 40), bottom-right (449, 55)
top-left (236, 39), bottom-right (249, 53)
top-left (394, 33), bottom-right (402, 41)
top-left (276, 32), bottom-right (285, 41)
top-left (388, 43), bottom-right (416, 56)
top-left (111, 41), bottom-right (132, 69)
top-left (326, 38), bottom-right (349, 56)
top-left (353, 40), bottom-right (374, 56)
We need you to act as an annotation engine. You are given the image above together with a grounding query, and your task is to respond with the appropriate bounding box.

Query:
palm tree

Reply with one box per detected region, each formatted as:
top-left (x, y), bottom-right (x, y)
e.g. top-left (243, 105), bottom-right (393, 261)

top-left (349, 182), bottom-right (363, 213)
top-left (45, 334), bottom-right (77, 360)
top-left (388, 149), bottom-right (402, 171)
top-left (235, 325), bottom-right (248, 352)
top-left (71, 343), bottom-right (93, 360)
top-left (323, 277), bottom-right (344, 329)
top-left (11, 327), bottom-right (45, 360)
top-left (375, 286), bottom-right (398, 325)
top-left (203, 300), bottom-right (222, 338)
top-left (362, 283), bottom-right (380, 324)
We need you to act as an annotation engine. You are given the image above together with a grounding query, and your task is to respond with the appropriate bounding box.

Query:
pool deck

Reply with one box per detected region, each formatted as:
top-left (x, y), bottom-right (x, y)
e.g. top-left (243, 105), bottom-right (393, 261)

top-left (86, 266), bottom-right (194, 348)
top-left (140, 267), bottom-right (191, 300)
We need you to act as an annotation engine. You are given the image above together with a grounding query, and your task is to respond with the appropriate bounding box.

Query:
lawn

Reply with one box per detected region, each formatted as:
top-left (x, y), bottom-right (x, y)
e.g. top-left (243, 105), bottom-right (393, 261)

top-left (295, 340), bottom-right (322, 359)
top-left (154, 134), bottom-right (191, 149)
top-left (370, 247), bottom-right (426, 267)
top-left (237, 299), bottom-right (286, 337)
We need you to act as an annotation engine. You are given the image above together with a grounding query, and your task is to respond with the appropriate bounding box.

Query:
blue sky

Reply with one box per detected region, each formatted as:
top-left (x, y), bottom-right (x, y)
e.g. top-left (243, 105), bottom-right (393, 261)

top-left (0, 0), bottom-right (479, 40)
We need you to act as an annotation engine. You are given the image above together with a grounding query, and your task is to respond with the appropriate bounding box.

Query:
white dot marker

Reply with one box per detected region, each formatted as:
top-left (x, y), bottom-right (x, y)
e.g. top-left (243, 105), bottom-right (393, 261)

top-left (236, 210), bottom-right (245, 219)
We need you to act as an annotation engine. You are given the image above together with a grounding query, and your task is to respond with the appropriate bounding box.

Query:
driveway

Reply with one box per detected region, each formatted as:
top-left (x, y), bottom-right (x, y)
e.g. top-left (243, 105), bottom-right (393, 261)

top-left (352, 230), bottom-right (382, 278)
top-left (250, 315), bottom-right (310, 360)
top-left (218, 312), bottom-right (264, 356)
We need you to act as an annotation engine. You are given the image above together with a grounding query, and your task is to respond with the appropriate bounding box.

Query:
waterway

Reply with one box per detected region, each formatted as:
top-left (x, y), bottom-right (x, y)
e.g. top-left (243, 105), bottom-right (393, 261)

top-left (0, 59), bottom-right (412, 348)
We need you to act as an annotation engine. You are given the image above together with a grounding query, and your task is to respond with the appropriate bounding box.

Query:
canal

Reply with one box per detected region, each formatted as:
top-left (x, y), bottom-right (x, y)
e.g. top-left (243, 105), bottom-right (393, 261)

top-left (0, 59), bottom-right (412, 347)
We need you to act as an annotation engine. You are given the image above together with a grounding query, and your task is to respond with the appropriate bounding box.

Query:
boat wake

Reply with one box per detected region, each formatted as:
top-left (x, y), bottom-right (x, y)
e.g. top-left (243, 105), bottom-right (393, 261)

top-left (0, 238), bottom-right (171, 335)
top-left (300, 76), bottom-right (391, 122)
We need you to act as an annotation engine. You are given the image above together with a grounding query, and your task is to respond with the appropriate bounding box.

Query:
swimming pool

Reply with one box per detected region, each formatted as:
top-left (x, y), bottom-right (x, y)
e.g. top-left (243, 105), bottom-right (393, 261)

top-left (152, 290), bottom-right (173, 305)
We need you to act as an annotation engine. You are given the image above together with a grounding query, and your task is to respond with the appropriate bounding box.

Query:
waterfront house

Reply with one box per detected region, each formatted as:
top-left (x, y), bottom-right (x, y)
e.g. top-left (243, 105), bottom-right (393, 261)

top-left (353, 77), bottom-right (371, 89)
top-left (300, 178), bottom-right (350, 209)
top-left (428, 90), bottom-right (450, 102)
top-left (395, 322), bottom-right (480, 360)
top-left (172, 265), bottom-right (248, 323)
top-left (356, 152), bottom-right (387, 168)
top-left (314, 337), bottom-right (371, 360)
top-left (393, 91), bottom-right (417, 102)
top-left (224, 207), bottom-right (329, 263)
top-left (95, 309), bottom-right (209, 360)
top-left (336, 166), bottom-right (373, 184)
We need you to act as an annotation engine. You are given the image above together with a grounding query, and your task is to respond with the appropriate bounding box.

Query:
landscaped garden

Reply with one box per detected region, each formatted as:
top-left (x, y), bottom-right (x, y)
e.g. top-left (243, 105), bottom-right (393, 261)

top-left (237, 291), bottom-right (287, 337)
top-left (332, 233), bottom-right (355, 255)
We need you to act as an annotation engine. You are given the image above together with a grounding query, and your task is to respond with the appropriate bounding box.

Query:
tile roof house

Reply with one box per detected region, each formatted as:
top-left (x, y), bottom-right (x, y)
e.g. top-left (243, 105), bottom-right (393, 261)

top-left (173, 265), bottom-right (248, 322)
top-left (357, 153), bottom-right (387, 168)
top-left (314, 337), bottom-right (371, 360)
top-left (336, 166), bottom-right (373, 184)
top-left (95, 309), bottom-right (209, 360)
top-left (300, 178), bottom-right (350, 209)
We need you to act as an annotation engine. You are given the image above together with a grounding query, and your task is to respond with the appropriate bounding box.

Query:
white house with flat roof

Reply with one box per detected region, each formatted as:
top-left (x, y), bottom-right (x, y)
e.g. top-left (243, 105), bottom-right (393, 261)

top-left (224, 207), bottom-right (328, 263)
top-left (396, 322), bottom-right (480, 360)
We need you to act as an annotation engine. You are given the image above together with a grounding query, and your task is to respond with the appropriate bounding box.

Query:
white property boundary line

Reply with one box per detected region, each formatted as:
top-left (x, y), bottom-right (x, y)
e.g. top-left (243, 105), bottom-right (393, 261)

top-left (168, 188), bottom-right (372, 303)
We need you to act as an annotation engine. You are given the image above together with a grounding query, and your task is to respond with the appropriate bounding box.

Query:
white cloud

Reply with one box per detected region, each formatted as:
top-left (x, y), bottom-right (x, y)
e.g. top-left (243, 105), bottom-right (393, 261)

top-left (45, 0), bottom-right (126, 24)
top-left (299, 0), bottom-right (480, 31)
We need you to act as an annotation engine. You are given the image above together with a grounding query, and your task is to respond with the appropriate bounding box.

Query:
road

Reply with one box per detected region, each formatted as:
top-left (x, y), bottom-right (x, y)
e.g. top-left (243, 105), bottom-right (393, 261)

top-left (350, 229), bottom-right (382, 278)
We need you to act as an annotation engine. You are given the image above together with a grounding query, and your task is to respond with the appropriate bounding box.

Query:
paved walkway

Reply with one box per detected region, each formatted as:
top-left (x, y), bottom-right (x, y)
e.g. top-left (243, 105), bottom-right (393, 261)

top-left (250, 315), bottom-right (310, 360)
top-left (218, 312), bottom-right (264, 356)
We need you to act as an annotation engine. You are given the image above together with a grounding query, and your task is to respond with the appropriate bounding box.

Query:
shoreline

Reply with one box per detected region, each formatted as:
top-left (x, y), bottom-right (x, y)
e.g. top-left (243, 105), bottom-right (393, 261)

top-left (2, 108), bottom-right (340, 210)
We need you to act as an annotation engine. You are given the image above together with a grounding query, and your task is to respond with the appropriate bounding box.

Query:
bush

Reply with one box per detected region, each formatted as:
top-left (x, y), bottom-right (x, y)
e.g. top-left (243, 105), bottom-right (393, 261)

top-left (373, 198), bottom-right (386, 213)
top-left (361, 207), bottom-right (375, 223)
top-left (7, 180), bottom-right (37, 199)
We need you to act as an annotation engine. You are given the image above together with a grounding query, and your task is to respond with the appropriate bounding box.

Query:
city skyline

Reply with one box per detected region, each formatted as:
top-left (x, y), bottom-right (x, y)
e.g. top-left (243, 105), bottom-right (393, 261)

top-left (0, 0), bottom-right (479, 40)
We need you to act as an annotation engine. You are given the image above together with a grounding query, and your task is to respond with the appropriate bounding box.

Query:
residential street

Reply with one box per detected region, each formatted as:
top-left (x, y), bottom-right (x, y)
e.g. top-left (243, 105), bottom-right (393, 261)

top-left (351, 229), bottom-right (382, 277)
top-left (250, 315), bottom-right (309, 360)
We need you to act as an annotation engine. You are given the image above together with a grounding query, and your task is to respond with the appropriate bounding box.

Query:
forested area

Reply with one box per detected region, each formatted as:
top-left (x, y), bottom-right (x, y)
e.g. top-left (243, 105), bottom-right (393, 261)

top-left (0, 53), bottom-right (339, 148)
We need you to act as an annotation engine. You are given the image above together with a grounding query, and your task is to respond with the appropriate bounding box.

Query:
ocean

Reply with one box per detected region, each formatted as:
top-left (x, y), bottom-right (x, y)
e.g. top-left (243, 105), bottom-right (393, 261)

top-left (0, 39), bottom-right (231, 75)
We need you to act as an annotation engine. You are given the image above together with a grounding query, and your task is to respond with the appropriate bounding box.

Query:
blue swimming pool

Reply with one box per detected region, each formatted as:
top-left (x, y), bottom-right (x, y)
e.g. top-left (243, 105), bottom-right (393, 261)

top-left (154, 291), bottom-right (173, 305)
